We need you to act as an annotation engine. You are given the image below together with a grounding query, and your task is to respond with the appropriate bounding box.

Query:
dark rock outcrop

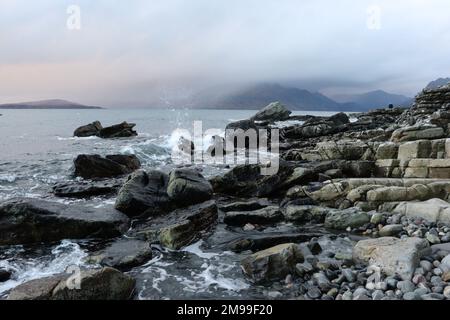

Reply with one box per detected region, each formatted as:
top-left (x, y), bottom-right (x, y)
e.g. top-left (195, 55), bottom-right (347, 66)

top-left (0, 198), bottom-right (129, 246)
top-left (53, 179), bottom-right (124, 198)
top-left (0, 269), bottom-right (11, 282)
top-left (7, 267), bottom-right (135, 300)
top-left (166, 168), bottom-right (213, 207)
top-left (98, 122), bottom-right (138, 138)
top-left (250, 101), bottom-right (292, 122)
top-left (115, 170), bottom-right (172, 217)
top-left (74, 154), bottom-right (141, 179)
top-left (73, 121), bottom-right (103, 137)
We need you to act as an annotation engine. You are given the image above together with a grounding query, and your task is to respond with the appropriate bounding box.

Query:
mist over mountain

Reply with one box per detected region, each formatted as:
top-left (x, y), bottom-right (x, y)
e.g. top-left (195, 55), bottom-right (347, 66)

top-left (332, 90), bottom-right (413, 110)
top-left (425, 78), bottom-right (450, 90)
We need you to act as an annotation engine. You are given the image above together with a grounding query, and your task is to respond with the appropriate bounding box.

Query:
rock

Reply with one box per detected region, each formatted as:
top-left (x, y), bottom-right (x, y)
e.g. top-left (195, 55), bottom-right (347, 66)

top-left (420, 260), bottom-right (433, 272)
top-left (313, 272), bottom-right (332, 290)
top-left (87, 238), bottom-right (152, 271)
top-left (324, 208), bottom-right (370, 230)
top-left (98, 122), bottom-right (138, 138)
top-left (397, 280), bottom-right (415, 293)
top-left (0, 269), bottom-right (11, 282)
top-left (391, 125), bottom-right (444, 143)
top-left (115, 170), bottom-right (172, 217)
top-left (284, 205), bottom-right (328, 223)
top-left (440, 254), bottom-right (450, 272)
top-left (443, 286), bottom-right (450, 299)
top-left (316, 141), bottom-right (370, 161)
top-left (132, 200), bottom-right (218, 250)
top-left (426, 232), bottom-right (441, 244)
top-left (296, 262), bottom-right (314, 275)
top-left (7, 267), bottom-right (135, 300)
top-left (403, 292), bottom-right (420, 300)
top-left (74, 154), bottom-right (141, 179)
top-left (224, 206), bottom-right (283, 226)
top-left (306, 287), bottom-right (322, 299)
top-left (0, 198), bottom-right (129, 246)
top-left (397, 140), bottom-right (432, 161)
top-left (379, 224), bottom-right (404, 237)
top-left (251, 101), bottom-right (291, 122)
top-left (219, 199), bottom-right (272, 212)
top-left (177, 137), bottom-right (194, 156)
top-left (393, 198), bottom-right (450, 225)
top-left (353, 237), bottom-right (430, 280)
top-left (376, 142), bottom-right (399, 160)
top-left (53, 179), bottom-right (123, 198)
top-left (370, 213), bottom-right (384, 225)
top-left (241, 243), bottom-right (303, 283)
top-left (74, 121), bottom-right (103, 137)
top-left (167, 169), bottom-right (213, 207)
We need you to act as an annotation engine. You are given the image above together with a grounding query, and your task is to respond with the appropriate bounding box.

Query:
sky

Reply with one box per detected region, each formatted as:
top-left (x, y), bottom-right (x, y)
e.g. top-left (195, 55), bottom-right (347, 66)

top-left (1, 0), bottom-right (450, 107)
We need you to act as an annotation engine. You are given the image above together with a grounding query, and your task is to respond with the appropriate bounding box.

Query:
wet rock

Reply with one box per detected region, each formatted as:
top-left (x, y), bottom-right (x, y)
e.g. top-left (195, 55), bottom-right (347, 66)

top-left (132, 200), bottom-right (218, 250)
top-left (224, 206), bottom-right (283, 226)
top-left (379, 224), bottom-right (404, 237)
top-left (241, 243), bottom-right (303, 283)
top-left (324, 208), bottom-right (370, 230)
top-left (251, 101), bottom-right (292, 122)
top-left (219, 199), bottom-right (272, 212)
top-left (7, 267), bottom-right (135, 300)
top-left (115, 170), bottom-right (172, 217)
top-left (74, 121), bottom-right (103, 137)
top-left (284, 205), bottom-right (328, 223)
top-left (74, 154), bottom-right (141, 179)
top-left (353, 237), bottom-right (430, 280)
top-left (167, 169), bottom-right (213, 207)
top-left (53, 179), bottom-right (123, 198)
top-left (98, 122), bottom-right (138, 138)
top-left (0, 269), bottom-right (11, 282)
top-left (0, 198), bottom-right (129, 246)
top-left (87, 238), bottom-right (152, 271)
top-left (393, 198), bottom-right (450, 225)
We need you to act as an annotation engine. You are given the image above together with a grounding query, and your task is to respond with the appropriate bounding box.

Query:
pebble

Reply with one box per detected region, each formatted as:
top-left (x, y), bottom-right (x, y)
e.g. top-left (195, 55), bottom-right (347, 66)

top-left (267, 291), bottom-right (283, 299)
top-left (420, 260), bottom-right (433, 272)
top-left (433, 268), bottom-right (443, 276)
top-left (327, 288), bottom-right (338, 297)
top-left (421, 293), bottom-right (445, 300)
top-left (341, 269), bottom-right (355, 282)
top-left (386, 277), bottom-right (398, 289)
top-left (403, 292), bottom-right (420, 300)
top-left (296, 262), bottom-right (314, 275)
top-left (426, 233), bottom-right (441, 244)
top-left (372, 290), bottom-right (384, 300)
top-left (306, 287), bottom-right (322, 299)
top-left (313, 272), bottom-right (331, 291)
top-left (397, 280), bottom-right (415, 293)
top-left (441, 255), bottom-right (450, 272)
top-left (0, 269), bottom-right (11, 282)
top-left (379, 224), bottom-right (403, 237)
top-left (370, 213), bottom-right (384, 225)
top-left (432, 286), bottom-right (444, 294)
top-left (444, 286), bottom-right (450, 299)
top-left (353, 288), bottom-right (369, 297)
top-left (412, 274), bottom-right (426, 285)
top-left (414, 288), bottom-right (429, 296)
top-left (342, 291), bottom-right (353, 300)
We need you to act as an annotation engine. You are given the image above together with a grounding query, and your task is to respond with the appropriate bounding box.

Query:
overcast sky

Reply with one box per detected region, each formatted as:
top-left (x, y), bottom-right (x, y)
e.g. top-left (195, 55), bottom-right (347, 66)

top-left (1, 0), bottom-right (450, 107)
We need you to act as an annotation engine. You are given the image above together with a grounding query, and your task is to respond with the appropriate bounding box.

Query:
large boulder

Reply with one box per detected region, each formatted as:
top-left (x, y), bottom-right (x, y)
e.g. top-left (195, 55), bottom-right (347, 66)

top-left (324, 208), bottom-right (370, 230)
top-left (131, 200), bottom-right (218, 250)
top-left (87, 238), bottom-right (152, 271)
top-left (241, 243), bottom-right (303, 283)
top-left (98, 122), bottom-right (137, 138)
top-left (223, 206), bottom-right (283, 226)
top-left (74, 154), bottom-right (141, 179)
top-left (353, 237), bottom-right (430, 280)
top-left (316, 141), bottom-right (371, 161)
top-left (250, 101), bottom-right (291, 122)
top-left (376, 142), bottom-right (399, 160)
top-left (73, 121), bottom-right (103, 137)
top-left (283, 205), bottom-right (328, 223)
top-left (0, 198), bottom-right (129, 246)
top-left (397, 140), bottom-right (432, 161)
top-left (392, 198), bottom-right (450, 225)
top-left (115, 170), bottom-right (172, 217)
top-left (166, 169), bottom-right (213, 207)
top-left (7, 267), bottom-right (135, 300)
top-left (366, 184), bottom-right (434, 202)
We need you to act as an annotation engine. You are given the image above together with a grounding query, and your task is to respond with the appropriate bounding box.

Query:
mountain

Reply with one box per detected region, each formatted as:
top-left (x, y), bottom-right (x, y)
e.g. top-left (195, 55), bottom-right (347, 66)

top-left (425, 78), bottom-right (450, 90)
top-left (333, 90), bottom-right (412, 110)
top-left (197, 83), bottom-right (355, 111)
top-left (0, 99), bottom-right (103, 109)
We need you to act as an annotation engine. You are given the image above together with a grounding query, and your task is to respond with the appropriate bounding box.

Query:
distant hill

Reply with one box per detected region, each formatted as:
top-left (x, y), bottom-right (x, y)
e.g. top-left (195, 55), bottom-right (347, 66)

top-left (0, 99), bottom-right (102, 109)
top-left (199, 83), bottom-right (357, 111)
top-left (333, 90), bottom-right (412, 110)
top-left (425, 78), bottom-right (450, 90)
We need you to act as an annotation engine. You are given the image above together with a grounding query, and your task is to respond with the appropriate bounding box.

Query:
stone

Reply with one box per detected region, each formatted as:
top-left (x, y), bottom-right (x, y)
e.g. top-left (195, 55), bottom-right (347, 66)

top-left (393, 198), bottom-right (450, 225)
top-left (316, 141), bottom-right (370, 161)
top-left (379, 224), bottom-right (404, 237)
top-left (219, 199), bottom-right (271, 212)
top-left (391, 125), bottom-right (444, 143)
top-left (296, 262), bottom-right (314, 275)
top-left (251, 101), bottom-right (292, 122)
top-left (224, 206), bottom-right (283, 226)
top-left (241, 243), bottom-right (303, 283)
top-left (167, 168), bottom-right (213, 207)
top-left (366, 184), bottom-right (432, 202)
top-left (98, 122), bottom-right (138, 138)
top-left (73, 121), bottom-right (103, 137)
top-left (420, 260), bottom-right (433, 272)
top-left (7, 267), bottom-right (135, 300)
top-left (376, 142), bottom-right (399, 160)
top-left (397, 140), bottom-right (432, 161)
top-left (115, 170), bottom-right (172, 217)
top-left (324, 208), bottom-right (370, 230)
top-left (283, 205), bottom-right (328, 223)
top-left (443, 286), bottom-right (450, 299)
top-left (397, 280), bottom-right (416, 293)
top-left (0, 269), bottom-right (11, 282)
top-left (0, 198), bottom-right (129, 246)
top-left (353, 237), bottom-right (430, 280)
top-left (306, 287), bottom-right (322, 299)
top-left (312, 272), bottom-right (331, 290)
top-left (87, 238), bottom-right (152, 271)
top-left (74, 154), bottom-right (141, 179)
top-left (53, 179), bottom-right (123, 198)
top-left (370, 213), bottom-right (384, 225)
top-left (403, 292), bottom-right (420, 300)
top-left (440, 254), bottom-right (450, 272)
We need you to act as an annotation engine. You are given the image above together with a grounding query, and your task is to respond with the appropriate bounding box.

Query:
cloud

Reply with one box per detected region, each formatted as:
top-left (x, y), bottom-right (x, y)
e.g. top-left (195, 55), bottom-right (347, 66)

top-left (1, 0), bottom-right (450, 106)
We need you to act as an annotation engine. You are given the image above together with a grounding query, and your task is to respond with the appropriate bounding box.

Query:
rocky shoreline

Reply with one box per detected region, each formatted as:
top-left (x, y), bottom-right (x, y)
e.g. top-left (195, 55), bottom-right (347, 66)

top-left (2, 84), bottom-right (450, 300)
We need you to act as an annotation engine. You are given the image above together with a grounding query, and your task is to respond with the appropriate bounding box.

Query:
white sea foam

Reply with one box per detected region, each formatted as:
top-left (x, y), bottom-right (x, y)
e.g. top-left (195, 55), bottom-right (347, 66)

top-left (0, 174), bottom-right (17, 183)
